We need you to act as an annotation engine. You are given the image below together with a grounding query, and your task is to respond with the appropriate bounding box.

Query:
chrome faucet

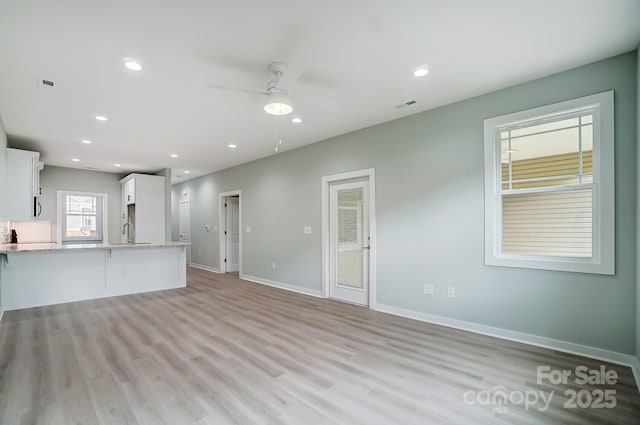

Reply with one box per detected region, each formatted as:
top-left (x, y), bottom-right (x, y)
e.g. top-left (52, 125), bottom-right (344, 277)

top-left (122, 221), bottom-right (134, 244)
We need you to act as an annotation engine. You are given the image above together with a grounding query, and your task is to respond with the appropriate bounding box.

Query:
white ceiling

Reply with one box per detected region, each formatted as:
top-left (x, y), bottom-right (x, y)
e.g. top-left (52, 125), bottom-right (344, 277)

top-left (0, 0), bottom-right (638, 184)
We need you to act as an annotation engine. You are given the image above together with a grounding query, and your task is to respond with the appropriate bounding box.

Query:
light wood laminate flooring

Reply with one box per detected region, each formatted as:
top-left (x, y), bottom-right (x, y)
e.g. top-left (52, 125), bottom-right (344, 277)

top-left (0, 267), bottom-right (639, 424)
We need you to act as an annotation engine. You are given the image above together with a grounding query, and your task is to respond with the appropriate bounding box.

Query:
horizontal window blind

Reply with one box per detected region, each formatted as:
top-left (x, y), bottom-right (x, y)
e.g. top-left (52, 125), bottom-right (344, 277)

top-left (502, 189), bottom-right (592, 257)
top-left (337, 189), bottom-right (364, 288)
top-left (485, 91), bottom-right (613, 273)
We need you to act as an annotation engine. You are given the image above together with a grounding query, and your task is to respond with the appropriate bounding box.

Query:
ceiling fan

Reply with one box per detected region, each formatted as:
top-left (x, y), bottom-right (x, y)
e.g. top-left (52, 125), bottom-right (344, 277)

top-left (206, 62), bottom-right (295, 116)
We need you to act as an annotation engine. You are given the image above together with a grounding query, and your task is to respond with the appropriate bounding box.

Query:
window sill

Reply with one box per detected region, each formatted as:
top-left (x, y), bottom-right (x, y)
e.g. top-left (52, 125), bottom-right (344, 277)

top-left (485, 254), bottom-right (614, 275)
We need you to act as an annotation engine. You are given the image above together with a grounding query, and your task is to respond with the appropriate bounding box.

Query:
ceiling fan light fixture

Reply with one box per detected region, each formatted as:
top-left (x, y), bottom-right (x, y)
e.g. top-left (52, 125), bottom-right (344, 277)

top-left (264, 92), bottom-right (293, 116)
top-left (413, 66), bottom-right (430, 77)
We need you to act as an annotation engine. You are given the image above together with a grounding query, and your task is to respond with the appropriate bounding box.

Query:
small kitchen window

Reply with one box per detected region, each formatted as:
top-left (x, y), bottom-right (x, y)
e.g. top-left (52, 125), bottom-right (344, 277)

top-left (58, 191), bottom-right (107, 243)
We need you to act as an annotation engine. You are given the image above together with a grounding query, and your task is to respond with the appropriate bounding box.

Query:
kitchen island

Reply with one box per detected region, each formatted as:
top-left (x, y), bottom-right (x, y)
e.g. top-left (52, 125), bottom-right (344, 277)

top-left (0, 242), bottom-right (188, 311)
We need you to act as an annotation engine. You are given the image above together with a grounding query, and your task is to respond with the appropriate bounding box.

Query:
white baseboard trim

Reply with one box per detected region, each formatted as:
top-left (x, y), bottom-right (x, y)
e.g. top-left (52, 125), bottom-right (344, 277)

top-left (189, 263), bottom-right (221, 273)
top-left (241, 274), bottom-right (324, 298)
top-left (191, 267), bottom-right (640, 391)
top-left (375, 303), bottom-right (639, 370)
top-left (0, 305), bottom-right (4, 323)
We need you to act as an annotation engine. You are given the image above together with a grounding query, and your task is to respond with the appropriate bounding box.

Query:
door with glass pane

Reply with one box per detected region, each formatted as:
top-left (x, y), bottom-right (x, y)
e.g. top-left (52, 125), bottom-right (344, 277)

top-left (226, 196), bottom-right (240, 272)
top-left (329, 180), bottom-right (369, 305)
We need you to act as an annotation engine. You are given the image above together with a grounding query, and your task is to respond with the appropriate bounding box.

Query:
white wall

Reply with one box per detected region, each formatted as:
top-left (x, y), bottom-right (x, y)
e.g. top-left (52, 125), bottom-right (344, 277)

top-left (38, 166), bottom-right (124, 243)
top-left (155, 168), bottom-right (172, 242)
top-left (0, 116), bottom-right (7, 221)
top-left (0, 116), bottom-right (5, 312)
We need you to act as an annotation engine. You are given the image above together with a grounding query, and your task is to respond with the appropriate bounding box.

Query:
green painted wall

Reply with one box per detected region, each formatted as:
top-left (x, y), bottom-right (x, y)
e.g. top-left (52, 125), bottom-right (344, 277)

top-left (173, 51), bottom-right (638, 355)
top-left (39, 166), bottom-right (124, 243)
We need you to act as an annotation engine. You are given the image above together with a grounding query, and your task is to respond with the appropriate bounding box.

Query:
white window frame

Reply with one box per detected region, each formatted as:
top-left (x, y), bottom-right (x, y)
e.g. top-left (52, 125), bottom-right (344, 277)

top-left (484, 91), bottom-right (614, 275)
top-left (57, 191), bottom-right (108, 244)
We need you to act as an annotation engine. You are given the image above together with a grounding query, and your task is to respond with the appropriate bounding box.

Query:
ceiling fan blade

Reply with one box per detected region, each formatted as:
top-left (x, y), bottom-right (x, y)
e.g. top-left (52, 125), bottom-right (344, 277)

top-left (204, 83), bottom-right (267, 96)
top-left (292, 84), bottom-right (343, 112)
top-left (303, 98), bottom-right (343, 113)
top-left (278, 59), bottom-right (307, 90)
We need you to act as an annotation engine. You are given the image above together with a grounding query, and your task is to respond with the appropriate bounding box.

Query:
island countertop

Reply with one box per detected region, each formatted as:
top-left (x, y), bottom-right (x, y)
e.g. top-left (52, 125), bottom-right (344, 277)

top-left (0, 241), bottom-right (190, 253)
top-left (0, 241), bottom-right (188, 310)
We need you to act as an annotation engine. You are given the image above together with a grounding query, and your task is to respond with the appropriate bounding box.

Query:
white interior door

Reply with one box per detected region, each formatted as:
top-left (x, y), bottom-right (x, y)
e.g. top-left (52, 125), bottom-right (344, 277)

top-left (329, 180), bottom-right (369, 305)
top-left (225, 197), bottom-right (240, 272)
top-left (179, 200), bottom-right (191, 264)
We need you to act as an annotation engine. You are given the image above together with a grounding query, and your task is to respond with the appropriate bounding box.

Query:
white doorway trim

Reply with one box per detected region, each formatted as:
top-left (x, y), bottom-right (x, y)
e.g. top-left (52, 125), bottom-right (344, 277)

top-left (179, 198), bottom-right (191, 264)
top-left (218, 190), bottom-right (242, 274)
top-left (321, 168), bottom-right (376, 308)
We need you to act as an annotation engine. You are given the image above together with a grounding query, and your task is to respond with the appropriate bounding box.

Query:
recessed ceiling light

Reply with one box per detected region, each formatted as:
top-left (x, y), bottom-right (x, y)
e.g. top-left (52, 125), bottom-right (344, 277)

top-left (291, 117), bottom-right (302, 124)
top-left (184, 170), bottom-right (191, 174)
top-left (413, 67), bottom-right (430, 77)
top-left (124, 61), bottom-right (142, 71)
top-left (228, 144), bottom-right (237, 149)
top-left (114, 163), bottom-right (121, 167)
top-left (170, 154), bottom-right (178, 158)
top-left (95, 115), bottom-right (108, 122)
top-left (72, 158), bottom-right (80, 162)
top-left (81, 139), bottom-right (92, 144)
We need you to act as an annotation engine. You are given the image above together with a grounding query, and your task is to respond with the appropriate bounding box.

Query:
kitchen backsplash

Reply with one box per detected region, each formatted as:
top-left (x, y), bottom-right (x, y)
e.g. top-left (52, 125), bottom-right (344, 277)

top-left (1, 220), bottom-right (52, 243)
top-left (0, 221), bottom-right (8, 243)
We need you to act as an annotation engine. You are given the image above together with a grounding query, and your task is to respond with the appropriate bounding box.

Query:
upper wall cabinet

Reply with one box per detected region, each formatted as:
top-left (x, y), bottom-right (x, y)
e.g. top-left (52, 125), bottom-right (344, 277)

top-left (124, 179), bottom-right (135, 205)
top-left (120, 173), bottom-right (165, 244)
top-left (6, 148), bottom-right (43, 221)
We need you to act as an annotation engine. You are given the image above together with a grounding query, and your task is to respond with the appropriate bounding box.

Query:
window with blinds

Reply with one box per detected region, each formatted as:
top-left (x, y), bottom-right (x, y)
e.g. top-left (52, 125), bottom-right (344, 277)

top-left (483, 91), bottom-right (614, 274)
top-left (60, 193), bottom-right (104, 242)
top-left (337, 189), bottom-right (364, 288)
top-left (499, 113), bottom-right (594, 257)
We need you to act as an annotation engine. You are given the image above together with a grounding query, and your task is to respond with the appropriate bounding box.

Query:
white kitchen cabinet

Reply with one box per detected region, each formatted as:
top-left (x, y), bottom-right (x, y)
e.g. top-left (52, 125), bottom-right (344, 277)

top-left (120, 173), bottom-right (165, 243)
top-left (124, 179), bottom-right (135, 205)
top-left (6, 148), bottom-right (43, 221)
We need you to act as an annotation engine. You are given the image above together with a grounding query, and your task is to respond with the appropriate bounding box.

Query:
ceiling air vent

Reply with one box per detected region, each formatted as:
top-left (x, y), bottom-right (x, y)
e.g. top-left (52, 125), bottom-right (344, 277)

top-left (395, 100), bottom-right (417, 109)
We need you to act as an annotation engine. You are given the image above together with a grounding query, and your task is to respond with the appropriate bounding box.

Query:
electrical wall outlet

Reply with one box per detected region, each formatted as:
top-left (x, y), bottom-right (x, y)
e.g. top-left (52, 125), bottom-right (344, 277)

top-left (447, 287), bottom-right (455, 298)
top-left (272, 262), bottom-right (277, 269)
top-left (213, 225), bottom-right (218, 232)
top-left (423, 284), bottom-right (434, 295)
top-left (246, 226), bottom-right (252, 233)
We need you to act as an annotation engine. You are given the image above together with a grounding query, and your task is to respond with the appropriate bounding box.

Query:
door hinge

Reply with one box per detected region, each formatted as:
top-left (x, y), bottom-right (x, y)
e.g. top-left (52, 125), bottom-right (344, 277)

top-left (224, 230), bottom-right (227, 235)
top-left (225, 203), bottom-right (227, 207)
top-left (224, 258), bottom-right (227, 263)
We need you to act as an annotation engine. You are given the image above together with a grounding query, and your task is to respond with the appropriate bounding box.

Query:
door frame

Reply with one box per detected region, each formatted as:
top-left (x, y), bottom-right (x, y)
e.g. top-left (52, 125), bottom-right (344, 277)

top-left (179, 198), bottom-right (191, 264)
top-left (225, 196), bottom-right (240, 272)
top-left (218, 190), bottom-right (242, 274)
top-left (321, 168), bottom-right (376, 308)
